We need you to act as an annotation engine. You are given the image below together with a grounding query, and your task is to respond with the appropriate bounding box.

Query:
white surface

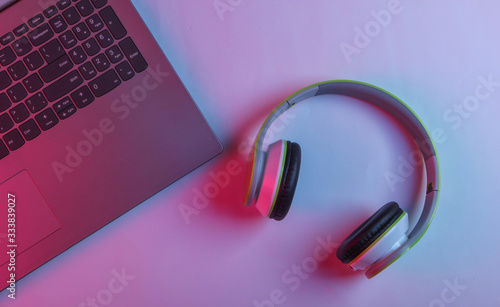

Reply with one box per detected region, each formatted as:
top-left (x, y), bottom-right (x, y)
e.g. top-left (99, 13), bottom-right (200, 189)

top-left (2, 1), bottom-right (499, 306)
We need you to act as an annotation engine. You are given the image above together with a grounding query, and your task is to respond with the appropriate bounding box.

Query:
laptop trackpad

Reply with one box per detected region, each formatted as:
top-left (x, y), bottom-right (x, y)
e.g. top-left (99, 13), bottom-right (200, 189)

top-left (0, 170), bottom-right (61, 266)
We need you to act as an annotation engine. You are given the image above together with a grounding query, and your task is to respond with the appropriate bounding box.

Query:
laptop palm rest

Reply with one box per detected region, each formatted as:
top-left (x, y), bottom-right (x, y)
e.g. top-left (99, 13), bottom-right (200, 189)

top-left (0, 170), bottom-right (61, 267)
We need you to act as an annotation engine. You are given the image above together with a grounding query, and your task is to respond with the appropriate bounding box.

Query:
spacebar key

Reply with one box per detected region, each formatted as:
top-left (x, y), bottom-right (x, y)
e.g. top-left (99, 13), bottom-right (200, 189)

top-left (89, 70), bottom-right (121, 97)
top-left (43, 70), bottom-right (83, 102)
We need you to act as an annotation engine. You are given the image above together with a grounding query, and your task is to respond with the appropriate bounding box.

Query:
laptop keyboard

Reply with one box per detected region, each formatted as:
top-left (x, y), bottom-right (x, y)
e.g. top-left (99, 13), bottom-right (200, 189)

top-left (0, 0), bottom-right (148, 160)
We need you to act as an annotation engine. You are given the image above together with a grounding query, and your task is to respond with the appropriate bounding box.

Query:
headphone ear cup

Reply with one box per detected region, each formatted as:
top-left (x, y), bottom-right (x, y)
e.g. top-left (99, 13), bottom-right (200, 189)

top-left (269, 141), bottom-right (301, 221)
top-left (336, 202), bottom-right (406, 266)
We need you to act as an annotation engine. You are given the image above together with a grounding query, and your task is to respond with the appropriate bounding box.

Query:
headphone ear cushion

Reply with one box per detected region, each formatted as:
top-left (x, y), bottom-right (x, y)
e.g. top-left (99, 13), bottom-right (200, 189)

top-left (336, 202), bottom-right (404, 264)
top-left (269, 141), bottom-right (301, 221)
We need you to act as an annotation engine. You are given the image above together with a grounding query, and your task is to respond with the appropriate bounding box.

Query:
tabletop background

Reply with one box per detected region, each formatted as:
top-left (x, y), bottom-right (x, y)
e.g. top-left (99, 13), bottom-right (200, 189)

top-left (2, 0), bottom-right (500, 306)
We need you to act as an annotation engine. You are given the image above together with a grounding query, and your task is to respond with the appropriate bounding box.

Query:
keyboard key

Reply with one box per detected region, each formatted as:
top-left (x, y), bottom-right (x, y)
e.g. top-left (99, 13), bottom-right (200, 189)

top-left (0, 113), bottom-right (14, 134)
top-left (57, 103), bottom-right (77, 119)
top-left (43, 70), bottom-right (83, 102)
top-left (7, 83), bottom-right (28, 103)
top-left (92, 53), bottom-right (109, 72)
top-left (100, 6), bottom-right (126, 39)
top-left (69, 46), bottom-right (87, 64)
top-left (86, 14), bottom-right (104, 32)
top-left (0, 3), bottom-right (144, 157)
top-left (71, 85), bottom-right (94, 108)
top-left (3, 129), bottom-right (25, 151)
top-left (115, 61), bottom-right (134, 81)
top-left (40, 54), bottom-right (74, 82)
top-left (119, 37), bottom-right (147, 72)
top-left (44, 6), bottom-right (58, 18)
top-left (24, 51), bottom-right (45, 71)
top-left (63, 7), bottom-right (81, 25)
top-left (79, 61), bottom-right (97, 80)
top-left (89, 69), bottom-right (120, 97)
top-left (25, 92), bottom-right (48, 113)
top-left (76, 0), bottom-right (94, 17)
top-left (0, 32), bottom-right (15, 45)
top-left (13, 24), bottom-right (29, 36)
top-left (57, 0), bottom-right (71, 10)
top-left (40, 39), bottom-right (65, 63)
top-left (91, 0), bottom-right (107, 8)
top-left (0, 93), bottom-right (11, 112)
top-left (0, 140), bottom-right (8, 160)
top-left (96, 29), bottom-right (113, 48)
top-left (12, 37), bottom-right (33, 56)
top-left (28, 23), bottom-right (54, 47)
top-left (0, 71), bottom-right (13, 91)
top-left (49, 15), bottom-right (68, 33)
top-left (0, 46), bottom-right (17, 66)
top-left (35, 108), bottom-right (59, 131)
top-left (83, 37), bottom-right (100, 56)
top-left (59, 30), bottom-right (77, 48)
top-left (9, 103), bottom-right (30, 123)
top-left (28, 14), bottom-right (45, 28)
top-left (23, 73), bottom-right (44, 93)
top-left (19, 119), bottom-right (41, 141)
top-left (73, 22), bottom-right (91, 40)
top-left (105, 45), bottom-right (123, 63)
top-left (53, 96), bottom-right (73, 113)
top-left (8, 61), bottom-right (28, 81)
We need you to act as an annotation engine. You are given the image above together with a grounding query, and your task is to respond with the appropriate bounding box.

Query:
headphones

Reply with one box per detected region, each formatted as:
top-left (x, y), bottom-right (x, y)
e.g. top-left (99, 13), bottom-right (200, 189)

top-left (244, 80), bottom-right (440, 278)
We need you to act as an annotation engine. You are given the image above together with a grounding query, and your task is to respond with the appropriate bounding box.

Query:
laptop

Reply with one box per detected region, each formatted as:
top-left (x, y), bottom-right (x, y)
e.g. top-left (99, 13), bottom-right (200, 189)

top-left (0, 0), bottom-right (222, 291)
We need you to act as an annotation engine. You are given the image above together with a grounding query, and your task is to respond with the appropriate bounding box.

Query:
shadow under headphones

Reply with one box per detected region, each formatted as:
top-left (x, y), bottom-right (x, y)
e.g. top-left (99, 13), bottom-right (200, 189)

top-left (244, 80), bottom-right (440, 278)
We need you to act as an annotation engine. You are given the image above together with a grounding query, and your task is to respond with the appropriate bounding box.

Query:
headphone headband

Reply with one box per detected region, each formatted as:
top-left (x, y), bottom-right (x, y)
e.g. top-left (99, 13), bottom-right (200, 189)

top-left (245, 80), bottom-right (440, 278)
